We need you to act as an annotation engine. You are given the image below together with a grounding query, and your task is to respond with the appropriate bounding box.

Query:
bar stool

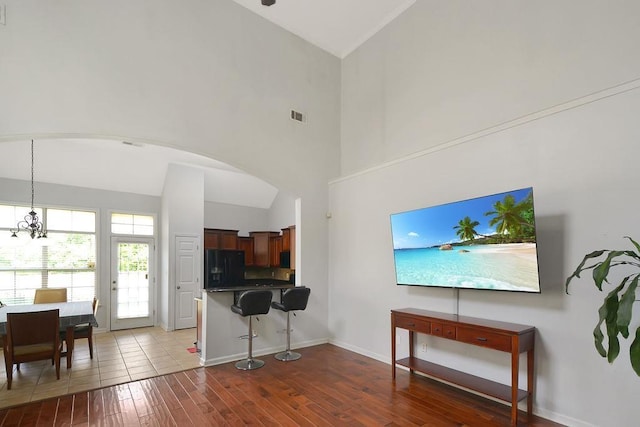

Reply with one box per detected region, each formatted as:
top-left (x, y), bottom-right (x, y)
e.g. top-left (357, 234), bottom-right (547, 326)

top-left (230, 290), bottom-right (273, 370)
top-left (271, 286), bottom-right (311, 361)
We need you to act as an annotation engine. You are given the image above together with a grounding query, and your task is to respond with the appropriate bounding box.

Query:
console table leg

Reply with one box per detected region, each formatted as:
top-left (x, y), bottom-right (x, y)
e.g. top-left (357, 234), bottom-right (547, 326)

top-left (408, 330), bottom-right (415, 374)
top-left (511, 345), bottom-right (519, 426)
top-left (527, 347), bottom-right (534, 419)
top-left (391, 317), bottom-right (396, 380)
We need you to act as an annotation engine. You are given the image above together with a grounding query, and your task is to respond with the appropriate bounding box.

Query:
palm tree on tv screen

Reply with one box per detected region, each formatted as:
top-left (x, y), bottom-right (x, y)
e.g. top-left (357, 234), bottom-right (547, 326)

top-left (484, 193), bottom-right (535, 241)
top-left (453, 216), bottom-right (480, 242)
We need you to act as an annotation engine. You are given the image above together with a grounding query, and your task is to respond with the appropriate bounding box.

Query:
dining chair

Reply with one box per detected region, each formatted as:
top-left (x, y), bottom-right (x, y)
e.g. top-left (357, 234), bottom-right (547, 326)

top-left (33, 288), bottom-right (68, 304)
top-left (61, 297), bottom-right (98, 359)
top-left (3, 309), bottom-right (61, 390)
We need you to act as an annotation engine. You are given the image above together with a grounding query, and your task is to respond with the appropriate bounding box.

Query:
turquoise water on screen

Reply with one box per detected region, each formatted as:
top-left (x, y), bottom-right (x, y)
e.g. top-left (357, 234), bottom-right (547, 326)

top-left (393, 246), bottom-right (540, 292)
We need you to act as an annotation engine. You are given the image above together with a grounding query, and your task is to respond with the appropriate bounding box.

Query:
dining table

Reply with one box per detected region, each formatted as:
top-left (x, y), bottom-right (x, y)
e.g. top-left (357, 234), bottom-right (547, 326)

top-left (0, 301), bottom-right (98, 369)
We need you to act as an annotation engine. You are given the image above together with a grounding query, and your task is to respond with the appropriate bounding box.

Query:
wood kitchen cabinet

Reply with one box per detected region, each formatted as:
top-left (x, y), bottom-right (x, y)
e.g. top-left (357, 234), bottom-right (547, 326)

top-left (281, 225), bottom-right (295, 269)
top-left (203, 229), bottom-right (238, 250)
top-left (249, 231), bottom-right (280, 267)
top-left (281, 227), bottom-right (292, 251)
top-left (205, 226), bottom-right (295, 269)
top-left (269, 235), bottom-right (283, 267)
top-left (237, 236), bottom-right (254, 266)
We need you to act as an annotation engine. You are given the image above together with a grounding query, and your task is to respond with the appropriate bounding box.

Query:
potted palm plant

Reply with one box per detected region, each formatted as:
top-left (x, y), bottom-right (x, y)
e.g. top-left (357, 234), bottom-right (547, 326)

top-left (565, 236), bottom-right (640, 376)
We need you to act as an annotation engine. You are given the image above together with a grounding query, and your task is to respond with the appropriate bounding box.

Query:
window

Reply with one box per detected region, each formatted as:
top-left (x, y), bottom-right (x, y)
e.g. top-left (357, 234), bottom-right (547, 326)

top-left (111, 213), bottom-right (154, 236)
top-left (0, 205), bottom-right (96, 305)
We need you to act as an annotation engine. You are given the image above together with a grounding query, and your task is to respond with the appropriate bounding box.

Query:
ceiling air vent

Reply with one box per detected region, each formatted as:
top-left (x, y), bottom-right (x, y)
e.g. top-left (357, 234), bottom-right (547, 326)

top-left (290, 110), bottom-right (305, 123)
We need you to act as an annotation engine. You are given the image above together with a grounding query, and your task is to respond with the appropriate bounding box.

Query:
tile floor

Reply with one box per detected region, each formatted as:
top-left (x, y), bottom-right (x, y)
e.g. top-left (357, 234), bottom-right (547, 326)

top-left (0, 327), bottom-right (201, 409)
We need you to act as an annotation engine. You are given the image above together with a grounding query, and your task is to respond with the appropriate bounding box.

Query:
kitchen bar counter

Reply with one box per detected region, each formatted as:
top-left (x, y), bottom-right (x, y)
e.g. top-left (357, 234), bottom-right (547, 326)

top-left (205, 281), bottom-right (294, 292)
top-left (199, 281), bottom-right (302, 365)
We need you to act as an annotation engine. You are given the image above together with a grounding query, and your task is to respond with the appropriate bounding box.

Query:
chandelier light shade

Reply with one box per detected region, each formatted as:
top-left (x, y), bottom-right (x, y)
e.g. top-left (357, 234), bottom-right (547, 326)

top-left (10, 140), bottom-right (47, 239)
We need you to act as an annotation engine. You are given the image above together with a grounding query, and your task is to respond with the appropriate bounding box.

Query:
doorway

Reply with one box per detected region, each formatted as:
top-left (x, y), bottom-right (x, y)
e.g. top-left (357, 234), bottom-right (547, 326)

top-left (110, 237), bottom-right (155, 330)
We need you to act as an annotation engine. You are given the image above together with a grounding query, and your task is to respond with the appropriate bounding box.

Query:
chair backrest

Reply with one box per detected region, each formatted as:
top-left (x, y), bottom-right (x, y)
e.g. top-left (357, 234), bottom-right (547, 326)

top-left (34, 288), bottom-right (68, 304)
top-left (6, 309), bottom-right (60, 349)
top-left (235, 290), bottom-right (273, 316)
top-left (280, 287), bottom-right (311, 311)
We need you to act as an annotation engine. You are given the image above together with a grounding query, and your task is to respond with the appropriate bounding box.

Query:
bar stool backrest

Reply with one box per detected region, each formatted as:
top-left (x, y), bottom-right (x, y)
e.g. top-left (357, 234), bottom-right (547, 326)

top-left (232, 290), bottom-right (273, 317)
top-left (274, 287), bottom-right (310, 312)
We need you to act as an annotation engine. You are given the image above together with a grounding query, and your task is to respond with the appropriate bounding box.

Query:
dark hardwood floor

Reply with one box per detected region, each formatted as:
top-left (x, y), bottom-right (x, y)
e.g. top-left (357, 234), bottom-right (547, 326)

top-left (0, 344), bottom-right (563, 426)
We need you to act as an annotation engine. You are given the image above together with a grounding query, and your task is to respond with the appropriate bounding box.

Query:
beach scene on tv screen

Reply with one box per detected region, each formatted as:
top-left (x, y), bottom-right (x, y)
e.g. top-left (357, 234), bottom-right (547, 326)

top-left (390, 187), bottom-right (540, 292)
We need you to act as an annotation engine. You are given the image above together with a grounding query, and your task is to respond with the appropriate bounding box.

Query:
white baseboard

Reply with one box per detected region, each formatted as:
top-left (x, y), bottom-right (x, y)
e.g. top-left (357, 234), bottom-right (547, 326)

top-left (329, 338), bottom-right (390, 365)
top-left (202, 337), bottom-right (329, 366)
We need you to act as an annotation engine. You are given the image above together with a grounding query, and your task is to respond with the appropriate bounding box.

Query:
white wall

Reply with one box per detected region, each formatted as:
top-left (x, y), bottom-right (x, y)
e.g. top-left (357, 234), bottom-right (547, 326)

top-left (341, 0), bottom-right (640, 174)
top-left (334, 1), bottom-right (640, 426)
top-left (204, 201), bottom-right (268, 234)
top-left (160, 164), bottom-right (204, 330)
top-left (267, 191), bottom-right (296, 232)
top-left (204, 192), bottom-right (296, 236)
top-left (0, 0), bottom-right (336, 345)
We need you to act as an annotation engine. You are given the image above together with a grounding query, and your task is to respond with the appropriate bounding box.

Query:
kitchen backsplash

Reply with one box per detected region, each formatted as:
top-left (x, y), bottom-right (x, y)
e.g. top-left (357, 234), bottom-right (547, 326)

top-left (245, 267), bottom-right (294, 282)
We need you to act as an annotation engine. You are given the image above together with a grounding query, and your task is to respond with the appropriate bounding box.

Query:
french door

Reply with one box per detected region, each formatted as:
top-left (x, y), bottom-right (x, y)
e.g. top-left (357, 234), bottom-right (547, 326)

top-left (110, 237), bottom-right (155, 330)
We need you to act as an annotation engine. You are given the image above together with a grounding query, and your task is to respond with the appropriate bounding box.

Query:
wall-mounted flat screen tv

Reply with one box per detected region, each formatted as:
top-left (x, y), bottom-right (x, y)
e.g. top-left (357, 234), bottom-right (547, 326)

top-left (390, 187), bottom-right (541, 293)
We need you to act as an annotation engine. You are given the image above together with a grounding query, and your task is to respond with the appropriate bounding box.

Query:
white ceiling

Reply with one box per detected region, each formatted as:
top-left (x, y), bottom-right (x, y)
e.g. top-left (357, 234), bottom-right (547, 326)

top-left (0, 139), bottom-right (279, 209)
top-left (233, 0), bottom-right (416, 58)
top-left (1, 2), bottom-right (416, 208)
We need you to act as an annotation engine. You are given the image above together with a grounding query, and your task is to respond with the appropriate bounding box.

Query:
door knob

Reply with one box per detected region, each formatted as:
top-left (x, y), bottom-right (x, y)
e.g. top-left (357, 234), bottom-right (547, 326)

top-left (177, 286), bottom-right (181, 289)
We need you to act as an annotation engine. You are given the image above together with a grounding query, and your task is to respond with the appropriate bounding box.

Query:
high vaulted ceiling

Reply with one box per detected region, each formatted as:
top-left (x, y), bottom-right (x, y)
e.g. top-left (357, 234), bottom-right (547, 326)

top-left (1, 1), bottom-right (417, 208)
top-left (233, 0), bottom-right (416, 58)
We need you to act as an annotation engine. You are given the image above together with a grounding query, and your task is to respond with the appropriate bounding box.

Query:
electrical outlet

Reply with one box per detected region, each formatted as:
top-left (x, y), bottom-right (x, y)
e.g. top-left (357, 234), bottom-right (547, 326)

top-left (420, 343), bottom-right (427, 352)
top-left (0, 5), bottom-right (6, 26)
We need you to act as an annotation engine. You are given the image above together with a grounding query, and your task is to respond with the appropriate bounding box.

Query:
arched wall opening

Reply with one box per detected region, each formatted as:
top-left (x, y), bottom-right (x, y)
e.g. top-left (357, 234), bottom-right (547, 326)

top-left (0, 0), bottom-right (336, 358)
top-left (0, 135), bottom-right (302, 334)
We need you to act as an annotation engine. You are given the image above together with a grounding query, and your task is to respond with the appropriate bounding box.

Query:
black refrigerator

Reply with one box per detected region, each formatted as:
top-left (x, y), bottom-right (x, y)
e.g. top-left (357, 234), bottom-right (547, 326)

top-left (204, 249), bottom-right (245, 289)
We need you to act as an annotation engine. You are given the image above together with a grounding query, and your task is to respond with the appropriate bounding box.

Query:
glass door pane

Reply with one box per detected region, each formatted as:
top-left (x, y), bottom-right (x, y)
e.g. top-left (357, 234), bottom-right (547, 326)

top-left (111, 237), bottom-right (154, 330)
top-left (116, 242), bottom-right (149, 318)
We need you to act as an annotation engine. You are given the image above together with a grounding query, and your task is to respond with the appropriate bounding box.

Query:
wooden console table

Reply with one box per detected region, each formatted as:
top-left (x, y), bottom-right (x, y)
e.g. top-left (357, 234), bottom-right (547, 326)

top-left (391, 308), bottom-right (535, 426)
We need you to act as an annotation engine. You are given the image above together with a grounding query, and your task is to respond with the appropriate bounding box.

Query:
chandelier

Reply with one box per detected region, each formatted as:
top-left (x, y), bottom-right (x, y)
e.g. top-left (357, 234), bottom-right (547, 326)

top-left (10, 140), bottom-right (47, 239)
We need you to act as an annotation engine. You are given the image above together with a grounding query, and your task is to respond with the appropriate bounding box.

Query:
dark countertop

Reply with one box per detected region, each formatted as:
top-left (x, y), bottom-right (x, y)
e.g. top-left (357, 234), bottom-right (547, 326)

top-left (206, 279), bottom-right (294, 293)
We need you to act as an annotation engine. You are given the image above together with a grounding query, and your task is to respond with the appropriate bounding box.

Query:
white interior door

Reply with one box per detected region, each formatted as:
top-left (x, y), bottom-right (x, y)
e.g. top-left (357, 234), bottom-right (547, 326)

top-left (175, 235), bottom-right (200, 330)
top-left (110, 237), bottom-right (154, 330)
